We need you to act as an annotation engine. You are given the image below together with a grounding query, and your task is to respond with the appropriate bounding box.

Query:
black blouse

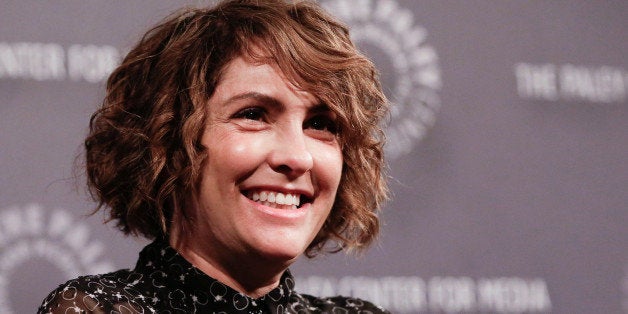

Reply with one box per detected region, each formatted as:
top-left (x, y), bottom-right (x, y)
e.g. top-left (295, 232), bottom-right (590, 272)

top-left (38, 240), bottom-right (389, 313)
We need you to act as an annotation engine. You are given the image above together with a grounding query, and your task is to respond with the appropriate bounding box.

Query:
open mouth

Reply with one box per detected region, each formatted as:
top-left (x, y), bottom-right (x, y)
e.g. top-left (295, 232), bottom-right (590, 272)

top-left (244, 190), bottom-right (311, 209)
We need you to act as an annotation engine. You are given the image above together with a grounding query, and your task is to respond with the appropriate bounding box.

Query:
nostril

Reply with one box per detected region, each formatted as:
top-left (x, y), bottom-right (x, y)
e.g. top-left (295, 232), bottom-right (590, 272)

top-left (276, 164), bottom-right (292, 174)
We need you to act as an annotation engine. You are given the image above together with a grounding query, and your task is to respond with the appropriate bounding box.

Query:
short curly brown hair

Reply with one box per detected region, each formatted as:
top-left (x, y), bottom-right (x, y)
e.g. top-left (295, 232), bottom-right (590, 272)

top-left (85, 0), bottom-right (388, 256)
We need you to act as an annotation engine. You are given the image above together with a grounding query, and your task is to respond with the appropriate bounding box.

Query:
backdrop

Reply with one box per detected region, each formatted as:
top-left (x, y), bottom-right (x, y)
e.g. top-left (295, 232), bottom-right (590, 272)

top-left (1, 1), bottom-right (627, 313)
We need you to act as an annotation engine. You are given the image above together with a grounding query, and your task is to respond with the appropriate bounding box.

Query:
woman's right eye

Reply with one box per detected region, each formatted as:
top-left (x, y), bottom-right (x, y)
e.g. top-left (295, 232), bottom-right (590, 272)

top-left (233, 107), bottom-right (265, 121)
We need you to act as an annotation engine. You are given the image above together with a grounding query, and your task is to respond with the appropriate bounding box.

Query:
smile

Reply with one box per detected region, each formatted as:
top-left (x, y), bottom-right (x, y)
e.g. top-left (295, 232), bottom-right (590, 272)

top-left (246, 190), bottom-right (304, 209)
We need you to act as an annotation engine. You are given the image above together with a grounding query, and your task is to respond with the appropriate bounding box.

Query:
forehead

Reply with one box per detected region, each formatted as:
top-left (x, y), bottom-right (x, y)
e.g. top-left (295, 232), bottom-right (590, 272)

top-left (210, 55), bottom-right (318, 106)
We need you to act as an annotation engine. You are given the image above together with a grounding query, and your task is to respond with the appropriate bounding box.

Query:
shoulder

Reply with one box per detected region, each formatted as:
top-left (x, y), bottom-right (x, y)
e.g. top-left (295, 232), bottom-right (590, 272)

top-left (292, 293), bottom-right (390, 313)
top-left (38, 269), bottom-right (152, 314)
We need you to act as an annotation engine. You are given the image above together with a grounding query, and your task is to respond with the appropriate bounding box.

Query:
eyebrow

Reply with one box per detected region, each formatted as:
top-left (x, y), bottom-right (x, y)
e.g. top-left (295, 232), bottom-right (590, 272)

top-left (221, 91), bottom-right (330, 113)
top-left (222, 92), bottom-right (281, 109)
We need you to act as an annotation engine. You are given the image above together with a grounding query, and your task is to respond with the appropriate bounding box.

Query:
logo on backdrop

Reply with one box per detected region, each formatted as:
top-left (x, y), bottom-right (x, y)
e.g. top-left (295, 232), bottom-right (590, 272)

top-left (0, 42), bottom-right (120, 83)
top-left (0, 204), bottom-right (114, 313)
top-left (321, 0), bottom-right (442, 159)
top-left (297, 275), bottom-right (552, 313)
top-left (514, 62), bottom-right (627, 104)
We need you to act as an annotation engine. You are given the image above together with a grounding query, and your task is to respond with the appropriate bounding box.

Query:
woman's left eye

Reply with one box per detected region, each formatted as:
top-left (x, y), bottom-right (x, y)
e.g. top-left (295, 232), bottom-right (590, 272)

top-left (304, 115), bottom-right (338, 134)
top-left (233, 107), bottom-right (265, 121)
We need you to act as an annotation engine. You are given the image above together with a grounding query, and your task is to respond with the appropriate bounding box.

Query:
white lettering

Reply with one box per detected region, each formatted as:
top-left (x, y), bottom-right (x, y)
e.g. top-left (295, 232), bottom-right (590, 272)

top-left (297, 276), bottom-right (428, 313)
top-left (0, 42), bottom-right (66, 81)
top-left (67, 44), bottom-right (119, 83)
top-left (380, 276), bottom-right (427, 312)
top-left (560, 64), bottom-right (626, 103)
top-left (428, 276), bottom-right (476, 312)
top-left (515, 62), bottom-right (627, 104)
top-left (297, 275), bottom-right (551, 313)
top-left (478, 278), bottom-right (552, 312)
top-left (0, 42), bottom-right (120, 83)
top-left (515, 63), bottom-right (558, 101)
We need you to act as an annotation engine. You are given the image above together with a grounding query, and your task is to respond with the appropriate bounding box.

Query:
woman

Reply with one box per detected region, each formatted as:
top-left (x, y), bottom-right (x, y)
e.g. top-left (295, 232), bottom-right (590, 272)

top-left (39, 0), bottom-right (389, 312)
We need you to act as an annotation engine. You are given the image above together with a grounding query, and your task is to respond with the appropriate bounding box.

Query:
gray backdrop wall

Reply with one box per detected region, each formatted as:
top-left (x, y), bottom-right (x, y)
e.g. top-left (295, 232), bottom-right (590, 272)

top-left (1, 1), bottom-right (627, 313)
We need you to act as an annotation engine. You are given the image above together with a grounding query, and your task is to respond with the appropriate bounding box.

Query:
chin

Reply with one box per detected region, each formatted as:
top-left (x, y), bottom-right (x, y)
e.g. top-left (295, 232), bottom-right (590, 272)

top-left (249, 237), bottom-right (310, 262)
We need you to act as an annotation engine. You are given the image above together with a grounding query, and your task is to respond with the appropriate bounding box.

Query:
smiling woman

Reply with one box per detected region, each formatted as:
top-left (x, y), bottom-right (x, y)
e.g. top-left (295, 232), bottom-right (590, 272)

top-left (38, 0), bottom-right (389, 313)
top-left (180, 57), bottom-right (344, 296)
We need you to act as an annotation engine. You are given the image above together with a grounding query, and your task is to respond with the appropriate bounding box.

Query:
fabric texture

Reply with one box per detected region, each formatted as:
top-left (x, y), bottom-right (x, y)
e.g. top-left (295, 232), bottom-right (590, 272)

top-left (38, 240), bottom-right (388, 313)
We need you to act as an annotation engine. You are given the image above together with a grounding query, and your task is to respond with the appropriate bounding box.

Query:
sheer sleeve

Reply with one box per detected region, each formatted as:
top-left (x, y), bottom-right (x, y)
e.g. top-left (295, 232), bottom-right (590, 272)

top-left (38, 285), bottom-right (105, 314)
top-left (38, 280), bottom-right (144, 314)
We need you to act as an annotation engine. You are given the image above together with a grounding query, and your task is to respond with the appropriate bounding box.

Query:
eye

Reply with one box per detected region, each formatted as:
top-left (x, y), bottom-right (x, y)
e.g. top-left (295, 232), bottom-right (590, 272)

top-left (233, 107), bottom-right (265, 121)
top-left (304, 114), bottom-right (338, 134)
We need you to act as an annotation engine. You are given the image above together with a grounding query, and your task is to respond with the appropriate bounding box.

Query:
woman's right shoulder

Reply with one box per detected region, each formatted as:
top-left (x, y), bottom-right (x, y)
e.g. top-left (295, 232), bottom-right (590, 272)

top-left (37, 269), bottom-right (138, 314)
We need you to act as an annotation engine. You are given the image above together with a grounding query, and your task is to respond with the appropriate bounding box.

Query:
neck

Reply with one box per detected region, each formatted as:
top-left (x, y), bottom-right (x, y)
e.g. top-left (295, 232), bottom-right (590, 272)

top-left (169, 233), bottom-right (292, 298)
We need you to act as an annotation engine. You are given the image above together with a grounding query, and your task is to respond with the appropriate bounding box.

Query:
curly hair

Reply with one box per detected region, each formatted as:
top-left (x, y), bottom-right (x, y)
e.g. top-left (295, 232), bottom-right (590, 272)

top-left (85, 0), bottom-right (389, 256)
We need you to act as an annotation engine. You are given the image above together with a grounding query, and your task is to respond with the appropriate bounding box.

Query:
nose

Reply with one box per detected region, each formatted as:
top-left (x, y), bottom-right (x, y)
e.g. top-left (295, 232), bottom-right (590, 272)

top-left (268, 128), bottom-right (314, 177)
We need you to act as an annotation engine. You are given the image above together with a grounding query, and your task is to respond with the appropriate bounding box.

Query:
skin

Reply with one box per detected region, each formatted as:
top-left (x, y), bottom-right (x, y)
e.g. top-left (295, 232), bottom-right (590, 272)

top-left (171, 55), bottom-right (343, 297)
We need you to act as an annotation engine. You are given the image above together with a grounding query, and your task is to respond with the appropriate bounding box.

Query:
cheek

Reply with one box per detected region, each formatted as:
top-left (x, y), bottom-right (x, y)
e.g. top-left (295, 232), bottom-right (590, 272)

top-left (205, 131), bottom-right (267, 176)
top-left (314, 144), bottom-right (344, 192)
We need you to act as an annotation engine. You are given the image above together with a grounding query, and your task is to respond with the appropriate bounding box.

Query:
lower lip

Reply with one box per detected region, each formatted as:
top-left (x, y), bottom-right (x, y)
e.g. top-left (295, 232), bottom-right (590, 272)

top-left (244, 196), bottom-right (309, 220)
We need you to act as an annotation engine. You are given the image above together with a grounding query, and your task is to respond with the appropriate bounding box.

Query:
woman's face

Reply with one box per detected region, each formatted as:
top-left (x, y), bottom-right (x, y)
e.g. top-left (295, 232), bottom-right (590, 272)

top-left (191, 56), bottom-right (343, 262)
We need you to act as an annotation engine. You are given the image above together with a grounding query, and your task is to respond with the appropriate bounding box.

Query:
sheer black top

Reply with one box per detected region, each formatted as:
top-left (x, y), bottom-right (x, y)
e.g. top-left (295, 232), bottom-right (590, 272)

top-left (38, 240), bottom-right (388, 313)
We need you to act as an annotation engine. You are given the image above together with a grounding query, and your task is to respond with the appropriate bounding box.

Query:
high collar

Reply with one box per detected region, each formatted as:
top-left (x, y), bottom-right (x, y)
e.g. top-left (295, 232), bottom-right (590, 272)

top-left (134, 240), bottom-right (296, 313)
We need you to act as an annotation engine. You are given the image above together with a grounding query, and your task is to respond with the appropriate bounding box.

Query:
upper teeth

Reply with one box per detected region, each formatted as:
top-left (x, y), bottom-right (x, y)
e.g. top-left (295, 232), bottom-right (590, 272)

top-left (250, 191), bottom-right (301, 206)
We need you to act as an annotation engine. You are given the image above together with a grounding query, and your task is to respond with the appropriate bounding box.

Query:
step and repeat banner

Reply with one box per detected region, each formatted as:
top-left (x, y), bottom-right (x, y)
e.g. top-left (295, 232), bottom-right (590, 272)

top-left (1, 1), bottom-right (627, 313)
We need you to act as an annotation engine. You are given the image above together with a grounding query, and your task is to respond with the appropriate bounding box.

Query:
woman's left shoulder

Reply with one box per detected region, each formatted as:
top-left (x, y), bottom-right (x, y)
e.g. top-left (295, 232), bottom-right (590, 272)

top-left (38, 268), bottom-right (143, 313)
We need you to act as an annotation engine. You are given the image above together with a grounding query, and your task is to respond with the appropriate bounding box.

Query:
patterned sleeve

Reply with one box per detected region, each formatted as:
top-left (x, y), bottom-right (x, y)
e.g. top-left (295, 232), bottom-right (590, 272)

top-left (38, 277), bottom-right (141, 314)
top-left (38, 283), bottom-right (105, 314)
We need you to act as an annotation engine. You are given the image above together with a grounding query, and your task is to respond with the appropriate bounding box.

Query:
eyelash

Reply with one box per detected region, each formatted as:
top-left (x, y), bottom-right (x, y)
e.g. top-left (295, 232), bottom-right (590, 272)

top-left (233, 107), bottom-right (265, 121)
top-left (232, 107), bottom-right (339, 135)
top-left (304, 115), bottom-right (338, 134)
